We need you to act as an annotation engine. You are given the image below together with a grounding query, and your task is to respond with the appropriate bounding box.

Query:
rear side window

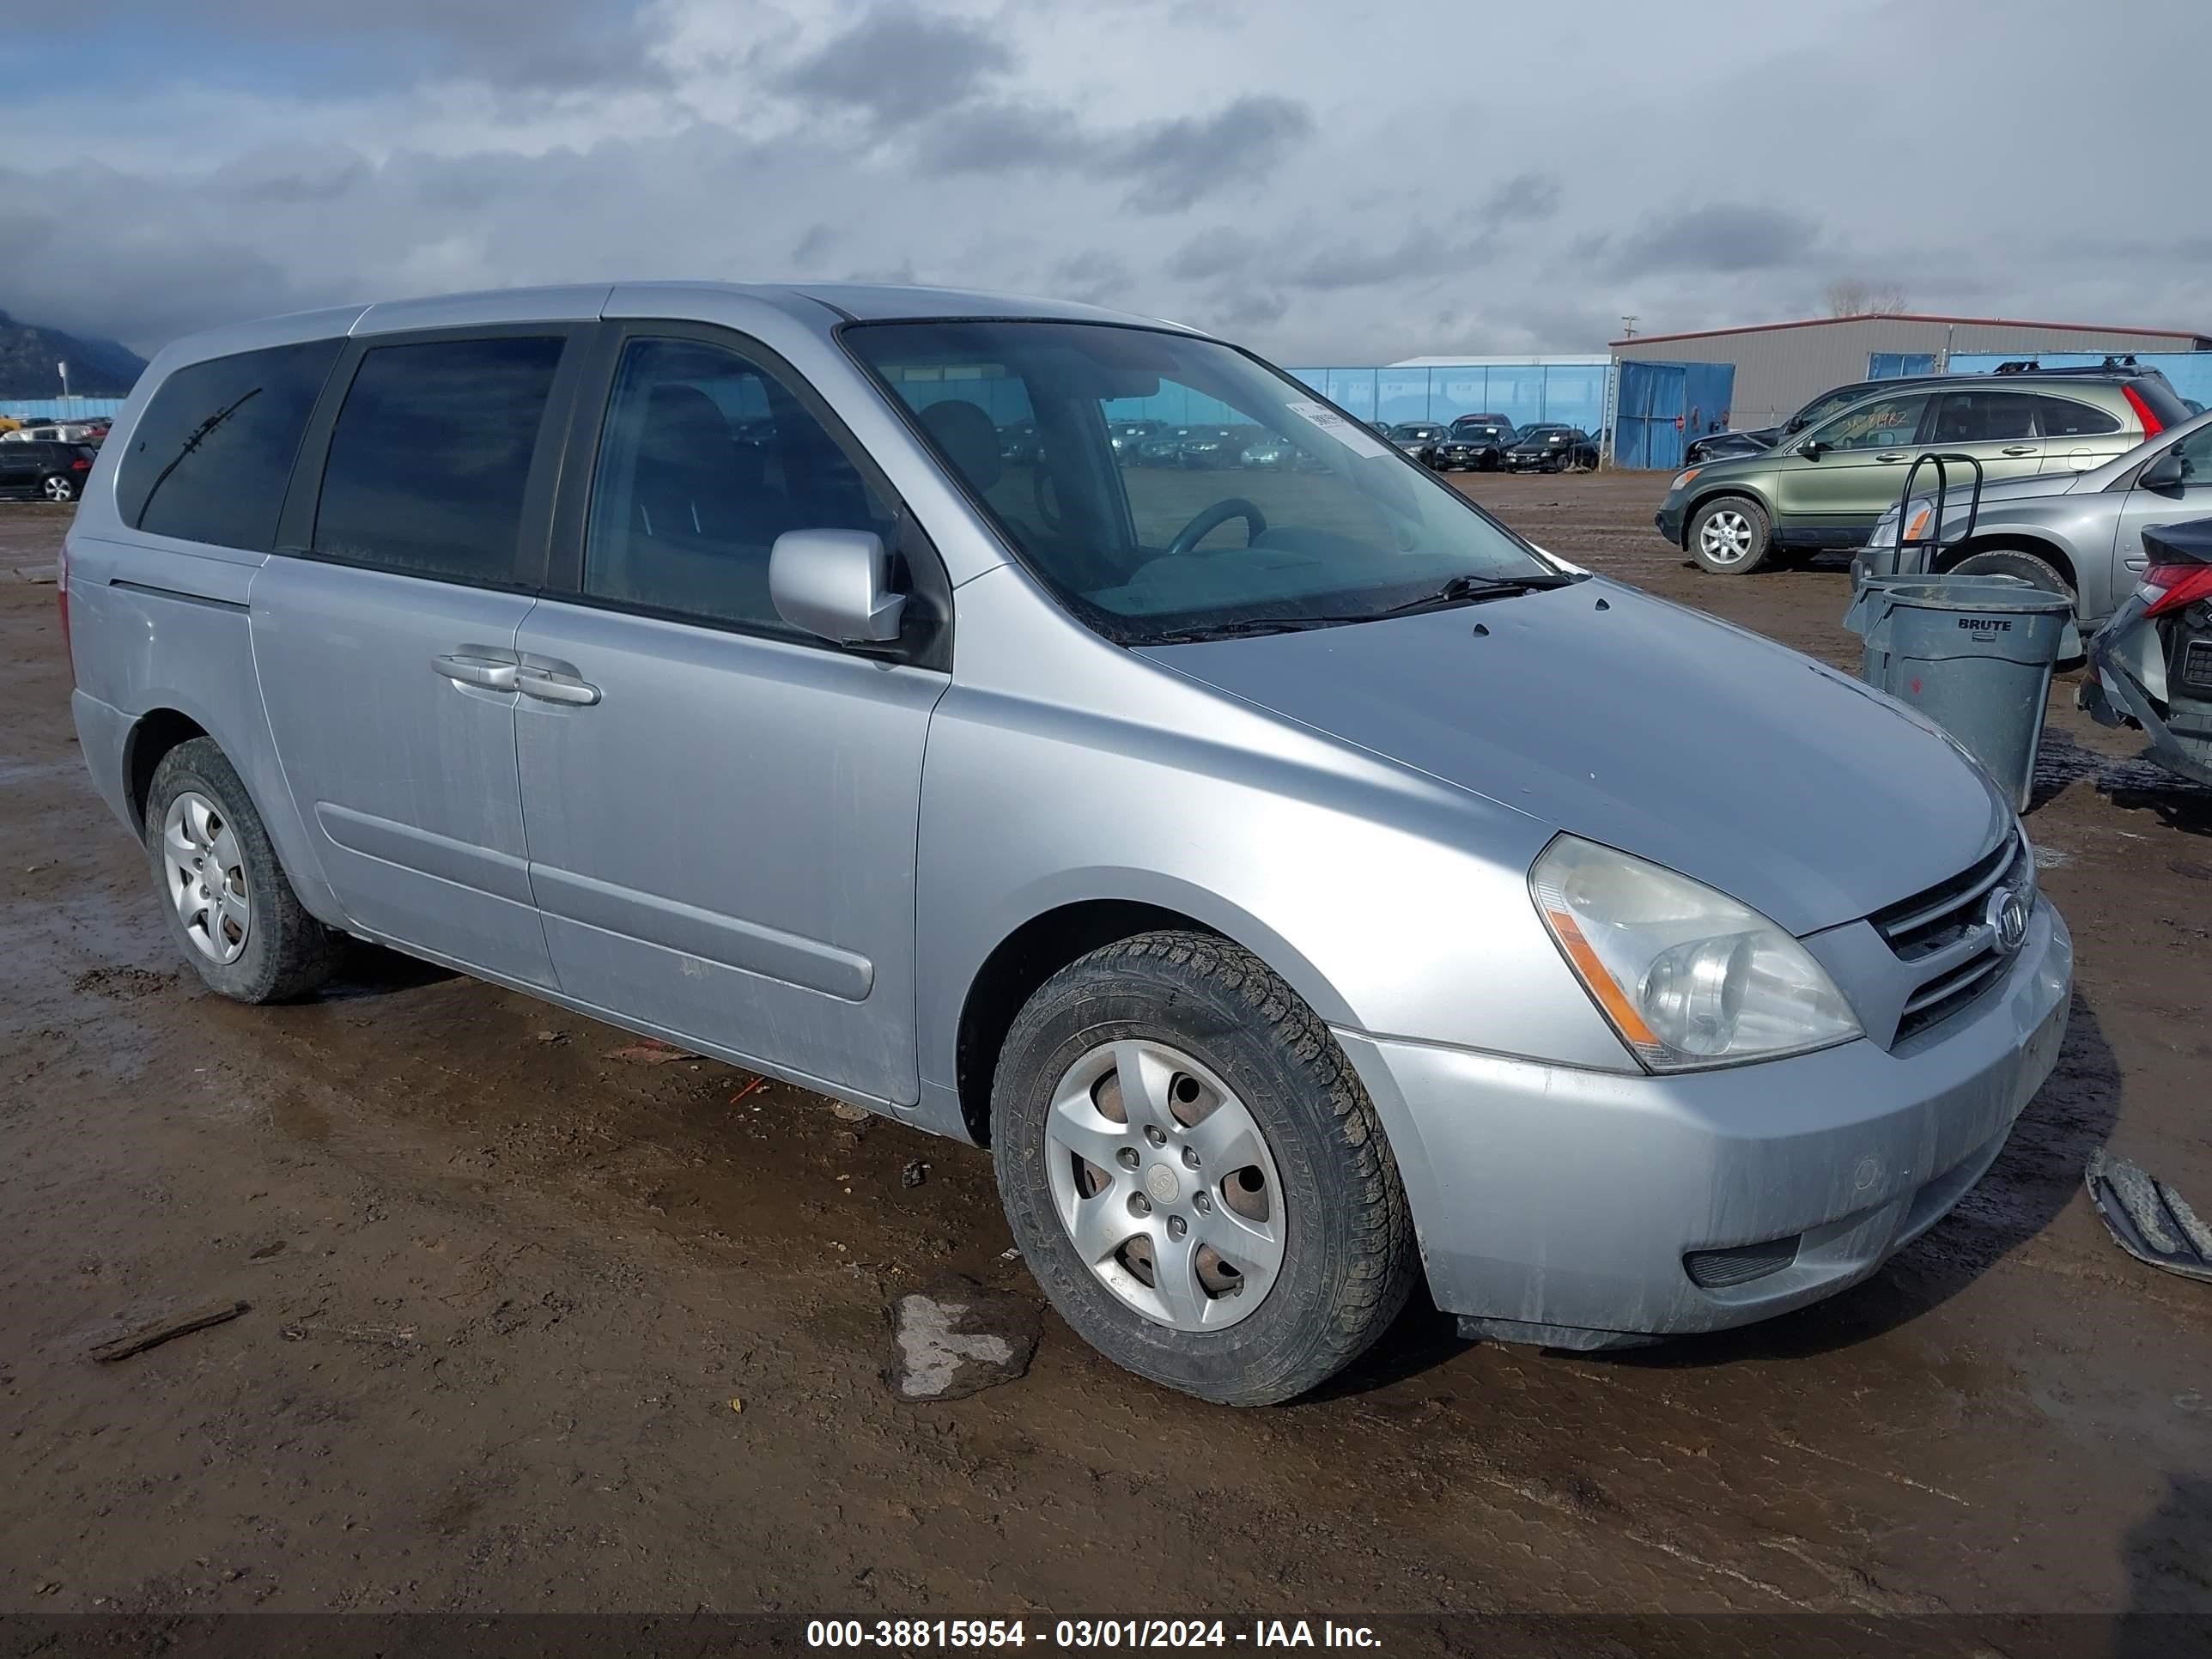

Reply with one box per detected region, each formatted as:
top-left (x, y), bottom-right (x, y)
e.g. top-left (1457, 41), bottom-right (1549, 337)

top-left (2037, 396), bottom-right (2121, 438)
top-left (313, 336), bottom-right (564, 584)
top-left (118, 339), bottom-right (343, 551)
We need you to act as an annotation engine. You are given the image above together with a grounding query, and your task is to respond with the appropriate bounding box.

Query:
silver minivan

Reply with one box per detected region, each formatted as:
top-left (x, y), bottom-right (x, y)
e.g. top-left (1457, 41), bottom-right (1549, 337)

top-left (64, 284), bottom-right (2071, 1403)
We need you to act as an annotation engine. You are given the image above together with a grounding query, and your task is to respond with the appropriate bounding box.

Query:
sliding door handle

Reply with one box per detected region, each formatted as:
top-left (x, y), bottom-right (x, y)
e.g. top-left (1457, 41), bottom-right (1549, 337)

top-left (515, 665), bottom-right (601, 706)
top-left (433, 653), bottom-right (518, 691)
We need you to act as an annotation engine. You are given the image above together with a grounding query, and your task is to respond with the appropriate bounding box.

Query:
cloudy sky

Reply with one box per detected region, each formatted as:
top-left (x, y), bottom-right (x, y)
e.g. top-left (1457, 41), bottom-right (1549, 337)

top-left (4, 0), bottom-right (2207, 364)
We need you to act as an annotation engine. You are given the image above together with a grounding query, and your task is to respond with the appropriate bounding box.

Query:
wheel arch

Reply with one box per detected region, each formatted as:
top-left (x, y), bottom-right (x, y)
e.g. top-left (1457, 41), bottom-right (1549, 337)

top-left (1935, 533), bottom-right (2079, 592)
top-left (123, 707), bottom-right (213, 834)
top-left (951, 890), bottom-right (1356, 1149)
top-left (1679, 483), bottom-right (1775, 548)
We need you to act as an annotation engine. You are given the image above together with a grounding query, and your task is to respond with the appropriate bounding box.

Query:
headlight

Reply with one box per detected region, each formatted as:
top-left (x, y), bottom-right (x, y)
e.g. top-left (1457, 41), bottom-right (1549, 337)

top-left (1530, 836), bottom-right (1863, 1072)
top-left (1868, 497), bottom-right (1933, 550)
top-left (1671, 467), bottom-right (1703, 492)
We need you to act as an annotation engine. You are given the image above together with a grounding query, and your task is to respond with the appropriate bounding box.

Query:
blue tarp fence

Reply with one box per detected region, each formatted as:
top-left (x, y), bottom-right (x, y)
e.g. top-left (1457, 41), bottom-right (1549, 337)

top-left (1611, 361), bottom-right (1736, 471)
top-left (1869, 351), bottom-right (2212, 410)
top-left (2, 397), bottom-right (126, 422)
top-left (1285, 365), bottom-right (1613, 434)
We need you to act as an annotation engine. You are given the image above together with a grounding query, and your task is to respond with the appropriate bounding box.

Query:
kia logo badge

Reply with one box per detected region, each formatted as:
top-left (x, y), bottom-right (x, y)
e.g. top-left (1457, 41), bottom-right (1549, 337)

top-left (1988, 886), bottom-right (2029, 953)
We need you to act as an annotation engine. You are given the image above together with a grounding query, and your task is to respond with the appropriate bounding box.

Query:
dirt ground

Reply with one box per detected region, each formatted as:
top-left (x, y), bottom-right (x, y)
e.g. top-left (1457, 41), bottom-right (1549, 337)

top-left (3, 479), bottom-right (2209, 1632)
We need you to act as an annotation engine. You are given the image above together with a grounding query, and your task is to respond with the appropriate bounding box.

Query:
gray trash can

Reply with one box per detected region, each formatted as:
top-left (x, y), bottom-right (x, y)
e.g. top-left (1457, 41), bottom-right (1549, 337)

top-left (1842, 577), bottom-right (2076, 811)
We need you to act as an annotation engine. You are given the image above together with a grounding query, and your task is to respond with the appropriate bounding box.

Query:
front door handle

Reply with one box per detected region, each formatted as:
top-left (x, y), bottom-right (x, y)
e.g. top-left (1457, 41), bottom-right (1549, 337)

top-left (1875, 453), bottom-right (1911, 463)
top-left (433, 653), bottom-right (519, 691)
top-left (515, 665), bottom-right (601, 706)
top-left (2001, 445), bottom-right (2038, 457)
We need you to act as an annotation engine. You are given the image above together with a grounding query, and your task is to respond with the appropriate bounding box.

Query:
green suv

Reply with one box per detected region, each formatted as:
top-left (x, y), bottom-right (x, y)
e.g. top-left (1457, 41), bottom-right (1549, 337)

top-left (1655, 370), bottom-right (2190, 574)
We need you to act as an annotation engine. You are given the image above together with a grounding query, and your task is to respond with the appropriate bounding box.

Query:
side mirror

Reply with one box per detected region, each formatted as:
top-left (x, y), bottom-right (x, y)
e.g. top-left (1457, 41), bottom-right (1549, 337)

top-left (769, 528), bottom-right (907, 646)
top-left (2139, 449), bottom-right (2187, 491)
top-left (1796, 439), bottom-right (1824, 460)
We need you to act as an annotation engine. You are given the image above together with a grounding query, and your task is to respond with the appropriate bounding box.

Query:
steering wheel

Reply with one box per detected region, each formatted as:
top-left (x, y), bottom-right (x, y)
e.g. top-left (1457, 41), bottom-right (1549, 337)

top-left (1164, 498), bottom-right (1267, 560)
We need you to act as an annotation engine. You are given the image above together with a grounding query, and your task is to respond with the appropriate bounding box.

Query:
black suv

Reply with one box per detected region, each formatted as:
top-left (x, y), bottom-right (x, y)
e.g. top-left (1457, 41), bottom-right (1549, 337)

top-left (0, 440), bottom-right (95, 502)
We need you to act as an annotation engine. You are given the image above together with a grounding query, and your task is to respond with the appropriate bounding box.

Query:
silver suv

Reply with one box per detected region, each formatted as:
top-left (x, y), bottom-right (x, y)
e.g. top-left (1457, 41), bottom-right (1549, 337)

top-left (62, 283), bottom-right (2070, 1402)
top-left (1856, 406), bottom-right (2212, 626)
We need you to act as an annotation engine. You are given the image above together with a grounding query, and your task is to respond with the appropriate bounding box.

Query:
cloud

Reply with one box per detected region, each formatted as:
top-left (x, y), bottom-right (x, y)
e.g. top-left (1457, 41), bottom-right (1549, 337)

top-left (1469, 172), bottom-right (1561, 229)
top-left (917, 94), bottom-right (1312, 215)
top-left (1599, 203), bottom-right (1821, 277)
top-left (89, 0), bottom-right (672, 91)
top-left (1115, 96), bottom-right (1313, 213)
top-left (775, 5), bottom-right (1014, 126)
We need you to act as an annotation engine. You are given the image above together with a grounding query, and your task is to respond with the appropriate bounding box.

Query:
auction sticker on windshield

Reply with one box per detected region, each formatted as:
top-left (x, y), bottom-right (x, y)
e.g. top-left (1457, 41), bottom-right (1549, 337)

top-left (1285, 399), bottom-right (1392, 460)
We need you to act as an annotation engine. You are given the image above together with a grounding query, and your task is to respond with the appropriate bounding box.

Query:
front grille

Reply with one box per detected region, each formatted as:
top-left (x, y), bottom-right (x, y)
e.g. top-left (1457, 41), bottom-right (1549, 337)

top-left (1685, 1237), bottom-right (1801, 1290)
top-left (1875, 830), bottom-right (2032, 1043)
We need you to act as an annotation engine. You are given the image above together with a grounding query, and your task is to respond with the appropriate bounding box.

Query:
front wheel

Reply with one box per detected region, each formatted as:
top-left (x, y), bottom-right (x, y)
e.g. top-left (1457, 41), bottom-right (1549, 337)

top-left (1688, 494), bottom-right (1771, 574)
top-left (992, 932), bottom-right (1418, 1406)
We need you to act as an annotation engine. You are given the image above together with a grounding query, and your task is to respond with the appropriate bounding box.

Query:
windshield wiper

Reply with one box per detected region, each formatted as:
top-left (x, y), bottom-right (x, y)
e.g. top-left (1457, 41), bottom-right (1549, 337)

top-left (1370, 571), bottom-right (1571, 616)
top-left (1139, 574), bottom-right (1573, 646)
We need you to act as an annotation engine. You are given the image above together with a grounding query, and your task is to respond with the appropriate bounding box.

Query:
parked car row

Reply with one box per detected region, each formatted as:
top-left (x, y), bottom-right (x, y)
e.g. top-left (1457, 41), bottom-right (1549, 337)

top-left (1656, 363), bottom-right (2189, 580)
top-left (1, 418), bottom-right (109, 446)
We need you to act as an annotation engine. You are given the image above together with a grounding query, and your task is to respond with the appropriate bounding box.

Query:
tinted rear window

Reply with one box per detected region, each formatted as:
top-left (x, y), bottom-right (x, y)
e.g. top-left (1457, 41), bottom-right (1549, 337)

top-left (312, 336), bottom-right (564, 584)
top-left (118, 339), bottom-right (343, 550)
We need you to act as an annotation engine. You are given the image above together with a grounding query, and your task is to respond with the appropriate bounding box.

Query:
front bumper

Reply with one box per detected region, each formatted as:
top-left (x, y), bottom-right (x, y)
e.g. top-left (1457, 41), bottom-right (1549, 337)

top-left (1336, 898), bottom-right (2071, 1347)
top-left (1654, 501), bottom-right (1686, 544)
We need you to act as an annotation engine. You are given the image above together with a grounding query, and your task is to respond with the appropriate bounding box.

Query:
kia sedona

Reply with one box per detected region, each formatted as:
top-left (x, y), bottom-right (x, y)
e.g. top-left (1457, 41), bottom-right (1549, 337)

top-left (64, 283), bottom-right (2069, 1403)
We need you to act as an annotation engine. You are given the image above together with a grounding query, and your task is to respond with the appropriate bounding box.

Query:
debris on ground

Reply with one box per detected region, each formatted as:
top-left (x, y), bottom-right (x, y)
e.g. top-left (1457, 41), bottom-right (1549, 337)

top-left (532, 1029), bottom-right (568, 1045)
top-left (88, 1297), bottom-right (249, 1363)
top-left (884, 1278), bottom-right (1040, 1402)
top-left (607, 1039), bottom-right (690, 1063)
top-left (2087, 1148), bottom-right (2212, 1282)
top-left (729, 1076), bottom-right (768, 1104)
top-left (901, 1159), bottom-right (928, 1189)
top-left (830, 1102), bottom-right (870, 1123)
top-left (727, 1397), bottom-right (744, 1414)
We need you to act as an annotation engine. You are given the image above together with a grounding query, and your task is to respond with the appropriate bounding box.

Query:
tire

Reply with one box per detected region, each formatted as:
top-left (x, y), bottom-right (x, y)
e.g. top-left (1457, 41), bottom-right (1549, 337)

top-left (41, 474), bottom-right (77, 502)
top-left (992, 931), bottom-right (1418, 1406)
top-left (1688, 494), bottom-right (1771, 574)
top-left (144, 737), bottom-right (339, 1003)
top-left (1947, 548), bottom-right (2075, 603)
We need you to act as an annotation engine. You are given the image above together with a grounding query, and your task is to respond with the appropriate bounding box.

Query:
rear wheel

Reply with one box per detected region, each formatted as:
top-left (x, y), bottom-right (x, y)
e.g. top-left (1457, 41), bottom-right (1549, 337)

top-left (992, 931), bottom-right (1418, 1406)
top-left (41, 473), bottom-right (77, 502)
top-left (1688, 495), bottom-right (1771, 574)
top-left (145, 738), bottom-right (340, 1003)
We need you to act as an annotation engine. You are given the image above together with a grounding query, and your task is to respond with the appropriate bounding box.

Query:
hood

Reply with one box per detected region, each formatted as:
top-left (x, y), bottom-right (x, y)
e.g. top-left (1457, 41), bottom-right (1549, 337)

top-left (1140, 580), bottom-right (2011, 936)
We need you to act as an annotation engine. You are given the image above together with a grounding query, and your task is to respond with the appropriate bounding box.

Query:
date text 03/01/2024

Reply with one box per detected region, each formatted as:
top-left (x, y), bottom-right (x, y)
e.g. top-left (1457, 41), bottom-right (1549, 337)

top-left (805, 1620), bottom-right (1383, 1649)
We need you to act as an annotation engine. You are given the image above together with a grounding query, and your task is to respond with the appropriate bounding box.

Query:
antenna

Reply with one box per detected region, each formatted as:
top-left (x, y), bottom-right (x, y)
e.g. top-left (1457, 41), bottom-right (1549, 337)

top-left (1619, 315), bottom-right (1638, 339)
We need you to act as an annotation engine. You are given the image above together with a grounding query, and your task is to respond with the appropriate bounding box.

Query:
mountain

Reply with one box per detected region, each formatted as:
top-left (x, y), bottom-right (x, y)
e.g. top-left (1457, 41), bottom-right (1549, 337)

top-left (0, 311), bottom-right (148, 399)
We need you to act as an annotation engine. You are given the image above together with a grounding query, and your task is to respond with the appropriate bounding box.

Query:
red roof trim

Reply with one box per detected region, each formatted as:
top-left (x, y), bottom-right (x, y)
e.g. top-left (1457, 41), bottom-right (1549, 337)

top-left (1607, 313), bottom-right (2209, 349)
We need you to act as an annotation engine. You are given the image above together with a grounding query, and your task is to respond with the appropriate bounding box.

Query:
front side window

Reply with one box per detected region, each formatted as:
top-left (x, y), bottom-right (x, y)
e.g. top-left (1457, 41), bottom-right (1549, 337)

top-left (1810, 394), bottom-right (1929, 452)
top-left (313, 336), bottom-right (563, 583)
top-left (847, 320), bottom-right (1560, 643)
top-left (1786, 384), bottom-right (1881, 433)
top-left (2169, 422), bottom-right (2212, 481)
top-left (582, 337), bottom-right (893, 632)
top-left (118, 338), bottom-right (343, 551)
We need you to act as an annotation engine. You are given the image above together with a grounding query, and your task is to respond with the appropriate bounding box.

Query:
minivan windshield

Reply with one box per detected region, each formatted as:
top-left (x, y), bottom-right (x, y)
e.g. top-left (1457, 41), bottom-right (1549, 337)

top-left (846, 320), bottom-right (1559, 643)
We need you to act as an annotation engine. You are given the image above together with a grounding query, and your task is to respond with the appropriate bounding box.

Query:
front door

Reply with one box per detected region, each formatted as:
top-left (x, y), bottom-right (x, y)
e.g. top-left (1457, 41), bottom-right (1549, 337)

top-left (252, 329), bottom-right (580, 986)
top-left (514, 327), bottom-right (947, 1103)
top-left (2108, 423), bottom-right (2212, 622)
top-left (1769, 392), bottom-right (1934, 540)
